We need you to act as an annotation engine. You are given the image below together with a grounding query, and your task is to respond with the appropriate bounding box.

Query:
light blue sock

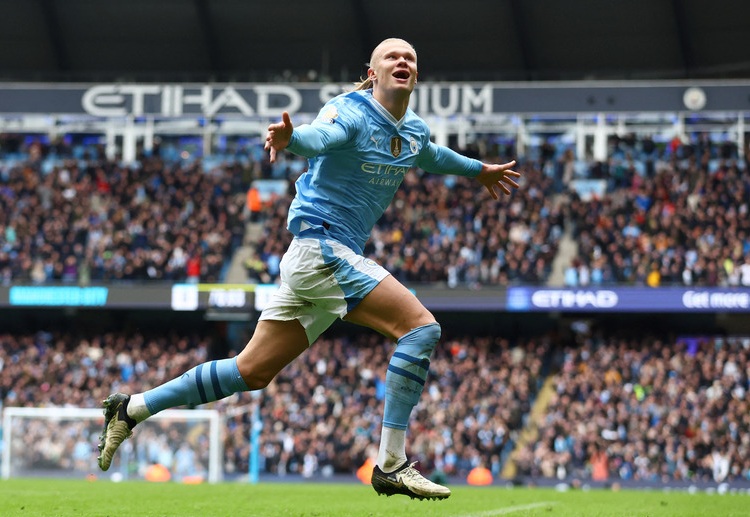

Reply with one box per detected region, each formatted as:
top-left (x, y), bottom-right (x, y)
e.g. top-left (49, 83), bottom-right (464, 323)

top-left (383, 322), bottom-right (441, 430)
top-left (143, 357), bottom-right (249, 414)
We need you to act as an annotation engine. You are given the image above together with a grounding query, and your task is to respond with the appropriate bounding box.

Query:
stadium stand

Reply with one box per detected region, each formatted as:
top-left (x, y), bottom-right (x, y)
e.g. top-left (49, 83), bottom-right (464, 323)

top-left (0, 154), bottom-right (248, 284)
top-left (3, 324), bottom-right (749, 484)
top-left (0, 327), bottom-right (545, 480)
top-left (511, 333), bottom-right (750, 484)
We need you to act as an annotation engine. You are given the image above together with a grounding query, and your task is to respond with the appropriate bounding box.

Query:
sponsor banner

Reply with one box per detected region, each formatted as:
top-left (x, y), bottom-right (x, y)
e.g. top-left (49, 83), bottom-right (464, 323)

top-left (0, 284), bottom-right (256, 310)
top-left (9, 286), bottom-right (109, 307)
top-left (507, 287), bottom-right (750, 312)
top-left (3, 284), bottom-right (749, 312)
top-left (4, 285), bottom-right (171, 308)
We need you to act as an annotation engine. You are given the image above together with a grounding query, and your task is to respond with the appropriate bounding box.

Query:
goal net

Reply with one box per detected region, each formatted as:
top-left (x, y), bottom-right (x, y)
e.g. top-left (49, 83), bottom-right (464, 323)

top-left (2, 406), bottom-right (222, 483)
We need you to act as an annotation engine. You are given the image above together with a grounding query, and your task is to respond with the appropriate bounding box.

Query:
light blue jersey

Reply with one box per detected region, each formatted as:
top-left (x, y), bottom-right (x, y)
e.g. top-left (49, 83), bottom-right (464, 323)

top-left (286, 89), bottom-right (482, 254)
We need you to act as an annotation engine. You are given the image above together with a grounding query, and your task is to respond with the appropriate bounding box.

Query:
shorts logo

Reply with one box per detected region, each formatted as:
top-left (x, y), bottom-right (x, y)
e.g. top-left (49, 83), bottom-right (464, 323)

top-left (390, 137), bottom-right (401, 158)
top-left (410, 137), bottom-right (418, 154)
top-left (363, 259), bottom-right (379, 268)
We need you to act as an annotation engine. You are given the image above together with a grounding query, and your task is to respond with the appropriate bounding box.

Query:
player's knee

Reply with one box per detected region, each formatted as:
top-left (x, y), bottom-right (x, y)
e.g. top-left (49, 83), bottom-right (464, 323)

top-left (396, 322), bottom-right (441, 359)
top-left (420, 321), bottom-right (441, 348)
top-left (236, 358), bottom-right (274, 391)
top-left (241, 372), bottom-right (273, 391)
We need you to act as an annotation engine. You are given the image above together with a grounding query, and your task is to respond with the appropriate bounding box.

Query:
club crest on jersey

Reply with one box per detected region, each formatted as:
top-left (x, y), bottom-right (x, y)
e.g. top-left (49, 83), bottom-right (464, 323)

top-left (390, 137), bottom-right (402, 158)
top-left (410, 137), bottom-right (418, 154)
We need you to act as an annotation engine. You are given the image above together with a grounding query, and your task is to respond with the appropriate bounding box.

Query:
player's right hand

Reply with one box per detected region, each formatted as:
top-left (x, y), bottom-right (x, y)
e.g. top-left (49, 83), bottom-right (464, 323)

top-left (264, 111), bottom-right (294, 163)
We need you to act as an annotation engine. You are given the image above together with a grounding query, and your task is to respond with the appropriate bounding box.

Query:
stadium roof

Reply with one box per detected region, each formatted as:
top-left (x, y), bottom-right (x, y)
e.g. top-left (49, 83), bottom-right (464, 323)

top-left (1, 0), bottom-right (749, 83)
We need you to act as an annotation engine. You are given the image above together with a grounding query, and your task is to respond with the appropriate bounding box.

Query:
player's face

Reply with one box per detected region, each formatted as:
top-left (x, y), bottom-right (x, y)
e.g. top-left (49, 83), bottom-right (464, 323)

top-left (369, 40), bottom-right (418, 94)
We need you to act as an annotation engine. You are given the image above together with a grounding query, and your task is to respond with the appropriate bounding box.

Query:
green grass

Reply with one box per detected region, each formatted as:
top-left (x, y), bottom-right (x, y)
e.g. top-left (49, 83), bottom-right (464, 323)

top-left (0, 478), bottom-right (748, 517)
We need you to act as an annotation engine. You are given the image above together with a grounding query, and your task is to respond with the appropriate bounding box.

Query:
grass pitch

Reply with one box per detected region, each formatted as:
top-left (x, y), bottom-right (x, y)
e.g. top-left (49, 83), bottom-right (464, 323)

top-left (0, 478), bottom-right (747, 517)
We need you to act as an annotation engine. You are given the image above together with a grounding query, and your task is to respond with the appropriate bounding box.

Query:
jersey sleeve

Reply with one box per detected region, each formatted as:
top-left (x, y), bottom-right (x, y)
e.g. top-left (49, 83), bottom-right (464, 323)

top-left (415, 141), bottom-right (483, 178)
top-left (286, 98), bottom-right (358, 159)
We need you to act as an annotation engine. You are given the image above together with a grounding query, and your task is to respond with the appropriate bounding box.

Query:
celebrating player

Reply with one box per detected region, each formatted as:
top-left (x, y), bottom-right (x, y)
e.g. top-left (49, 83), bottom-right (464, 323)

top-left (98, 37), bottom-right (520, 500)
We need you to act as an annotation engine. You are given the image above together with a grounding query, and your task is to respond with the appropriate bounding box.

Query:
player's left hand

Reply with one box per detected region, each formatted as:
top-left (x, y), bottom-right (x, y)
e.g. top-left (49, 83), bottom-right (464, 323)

top-left (476, 160), bottom-right (521, 199)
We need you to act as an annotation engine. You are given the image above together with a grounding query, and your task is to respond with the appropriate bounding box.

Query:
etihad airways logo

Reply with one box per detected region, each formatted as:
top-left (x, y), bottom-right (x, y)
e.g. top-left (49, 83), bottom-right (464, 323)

top-left (361, 163), bottom-right (409, 176)
top-left (361, 162), bottom-right (408, 188)
top-left (508, 288), bottom-right (619, 310)
top-left (531, 289), bottom-right (619, 309)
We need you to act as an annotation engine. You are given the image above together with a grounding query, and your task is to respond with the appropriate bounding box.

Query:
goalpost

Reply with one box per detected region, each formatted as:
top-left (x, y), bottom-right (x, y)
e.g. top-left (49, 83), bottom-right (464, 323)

top-left (2, 406), bottom-right (223, 483)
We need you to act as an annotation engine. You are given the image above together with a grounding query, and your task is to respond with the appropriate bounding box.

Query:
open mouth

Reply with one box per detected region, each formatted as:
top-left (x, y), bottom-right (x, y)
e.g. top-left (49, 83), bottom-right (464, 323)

top-left (393, 70), bottom-right (410, 80)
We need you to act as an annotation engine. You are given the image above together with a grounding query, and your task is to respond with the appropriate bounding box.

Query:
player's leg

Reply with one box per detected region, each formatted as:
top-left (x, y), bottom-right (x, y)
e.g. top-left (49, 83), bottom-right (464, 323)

top-left (344, 275), bottom-right (450, 500)
top-left (344, 274), bottom-right (435, 341)
top-left (136, 318), bottom-right (309, 416)
top-left (98, 238), bottom-right (329, 472)
top-left (277, 236), bottom-right (443, 494)
top-left (235, 319), bottom-right (309, 389)
top-left (97, 318), bottom-right (309, 471)
top-left (303, 238), bottom-right (448, 498)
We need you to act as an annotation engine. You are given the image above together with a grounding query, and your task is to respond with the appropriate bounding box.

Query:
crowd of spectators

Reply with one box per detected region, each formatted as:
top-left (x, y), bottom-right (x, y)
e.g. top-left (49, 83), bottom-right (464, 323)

top-left (3, 129), bottom-right (750, 289)
top-left (367, 163), bottom-right (563, 287)
top-left (0, 327), bottom-right (545, 481)
top-left (513, 333), bottom-right (750, 484)
top-left (3, 325), bottom-right (748, 485)
top-left (562, 134), bottom-right (750, 287)
top-left (0, 141), bottom-right (248, 285)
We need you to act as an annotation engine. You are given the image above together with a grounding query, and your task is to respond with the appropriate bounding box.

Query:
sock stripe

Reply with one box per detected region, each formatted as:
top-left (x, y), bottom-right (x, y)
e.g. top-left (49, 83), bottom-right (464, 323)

top-left (195, 364), bottom-right (208, 404)
top-left (392, 351), bottom-right (430, 371)
top-left (209, 361), bottom-right (225, 400)
top-left (144, 357), bottom-right (250, 415)
top-left (387, 364), bottom-right (426, 386)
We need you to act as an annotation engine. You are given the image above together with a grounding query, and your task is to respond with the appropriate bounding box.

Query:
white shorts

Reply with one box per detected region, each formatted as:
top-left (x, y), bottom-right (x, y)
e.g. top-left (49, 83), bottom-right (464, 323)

top-left (258, 237), bottom-right (390, 344)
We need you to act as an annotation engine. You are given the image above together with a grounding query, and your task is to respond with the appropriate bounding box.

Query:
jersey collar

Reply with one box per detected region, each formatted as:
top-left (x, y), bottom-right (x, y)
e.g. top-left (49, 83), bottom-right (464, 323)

top-left (365, 90), bottom-right (406, 130)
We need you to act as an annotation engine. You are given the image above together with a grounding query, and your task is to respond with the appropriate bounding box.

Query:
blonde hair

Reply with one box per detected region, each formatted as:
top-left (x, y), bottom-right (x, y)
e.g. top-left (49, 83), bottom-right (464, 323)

top-left (352, 38), bottom-right (416, 91)
top-left (353, 77), bottom-right (373, 91)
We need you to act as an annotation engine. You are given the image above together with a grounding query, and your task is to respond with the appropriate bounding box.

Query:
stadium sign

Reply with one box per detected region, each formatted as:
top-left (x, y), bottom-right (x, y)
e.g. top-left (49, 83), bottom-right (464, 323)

top-left (79, 84), bottom-right (495, 118)
top-left (82, 85), bottom-right (307, 118)
top-left (3, 81), bottom-right (750, 117)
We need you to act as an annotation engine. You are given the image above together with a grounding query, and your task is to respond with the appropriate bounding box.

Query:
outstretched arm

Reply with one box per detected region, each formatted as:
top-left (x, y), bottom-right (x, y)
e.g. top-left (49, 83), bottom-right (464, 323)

top-left (264, 109), bottom-right (351, 163)
top-left (476, 161), bottom-right (521, 200)
top-left (417, 141), bottom-right (521, 199)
